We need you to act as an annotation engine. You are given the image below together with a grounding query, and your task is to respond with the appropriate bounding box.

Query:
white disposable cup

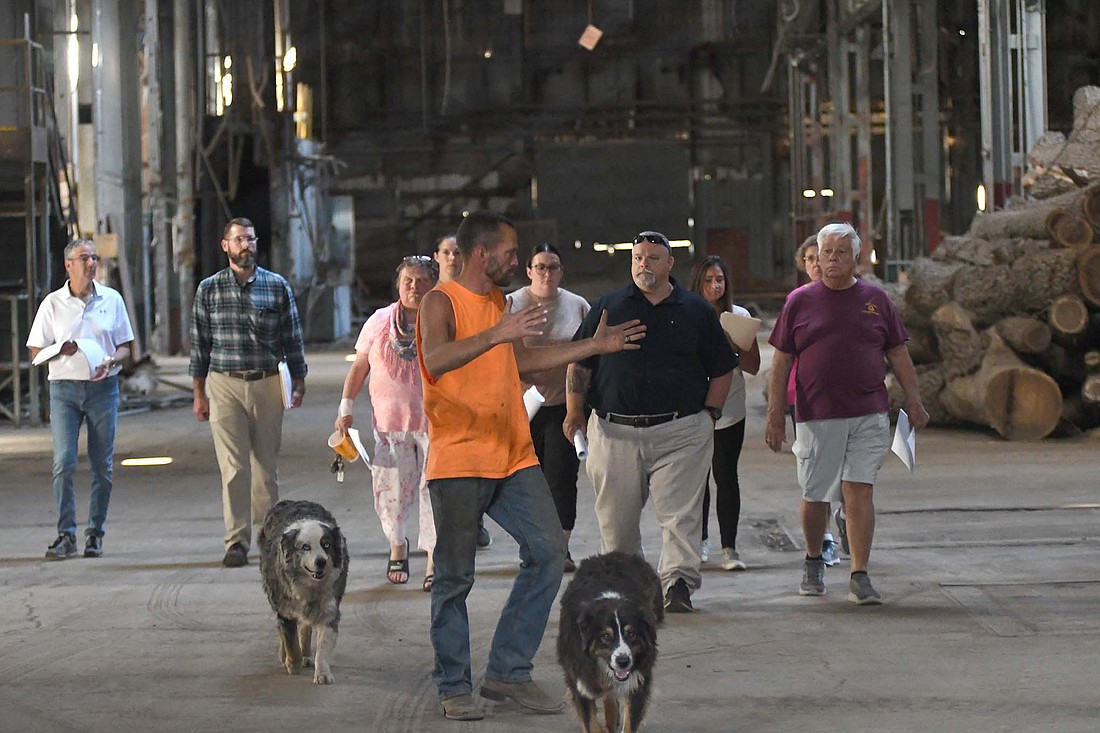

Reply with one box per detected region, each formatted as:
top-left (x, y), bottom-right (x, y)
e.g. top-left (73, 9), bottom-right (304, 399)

top-left (573, 430), bottom-right (588, 460)
top-left (523, 386), bottom-right (545, 421)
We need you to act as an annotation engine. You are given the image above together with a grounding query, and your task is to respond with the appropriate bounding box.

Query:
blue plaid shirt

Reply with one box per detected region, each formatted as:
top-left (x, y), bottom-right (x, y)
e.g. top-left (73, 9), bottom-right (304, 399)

top-left (189, 266), bottom-right (307, 379)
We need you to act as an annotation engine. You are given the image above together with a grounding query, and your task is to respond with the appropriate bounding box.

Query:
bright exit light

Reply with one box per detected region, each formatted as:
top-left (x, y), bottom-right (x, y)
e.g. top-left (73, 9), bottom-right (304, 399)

top-left (121, 457), bottom-right (173, 467)
top-left (976, 184), bottom-right (987, 212)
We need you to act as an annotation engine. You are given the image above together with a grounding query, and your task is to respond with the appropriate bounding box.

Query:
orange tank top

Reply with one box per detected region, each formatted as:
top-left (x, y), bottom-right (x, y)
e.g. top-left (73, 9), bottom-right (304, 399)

top-left (416, 280), bottom-right (538, 480)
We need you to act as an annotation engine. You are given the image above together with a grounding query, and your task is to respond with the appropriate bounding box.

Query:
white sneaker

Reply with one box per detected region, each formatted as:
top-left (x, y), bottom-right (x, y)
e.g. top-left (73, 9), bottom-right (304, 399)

top-left (721, 547), bottom-right (747, 571)
top-left (701, 539), bottom-right (710, 564)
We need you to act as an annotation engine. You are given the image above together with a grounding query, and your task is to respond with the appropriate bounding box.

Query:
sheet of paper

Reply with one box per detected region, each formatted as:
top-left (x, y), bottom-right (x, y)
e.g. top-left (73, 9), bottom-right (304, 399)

top-left (891, 409), bottom-right (916, 473)
top-left (74, 338), bottom-right (108, 378)
top-left (719, 312), bottom-right (762, 351)
top-left (278, 361), bottom-right (294, 409)
top-left (347, 428), bottom-right (372, 467)
top-left (31, 341), bottom-right (64, 366)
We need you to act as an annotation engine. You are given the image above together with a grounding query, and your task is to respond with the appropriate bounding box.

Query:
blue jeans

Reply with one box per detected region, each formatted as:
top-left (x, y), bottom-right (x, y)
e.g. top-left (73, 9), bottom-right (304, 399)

top-left (427, 466), bottom-right (565, 700)
top-left (49, 377), bottom-right (120, 538)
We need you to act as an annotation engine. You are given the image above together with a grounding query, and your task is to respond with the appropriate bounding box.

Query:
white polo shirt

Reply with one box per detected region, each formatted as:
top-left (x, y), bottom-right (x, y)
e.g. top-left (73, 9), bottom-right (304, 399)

top-left (26, 281), bottom-right (135, 381)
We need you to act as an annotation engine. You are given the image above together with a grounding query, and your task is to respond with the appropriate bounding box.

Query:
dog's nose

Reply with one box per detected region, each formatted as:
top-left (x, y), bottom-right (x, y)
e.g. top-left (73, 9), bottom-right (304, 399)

top-left (316, 558), bottom-right (327, 569)
top-left (614, 653), bottom-right (631, 669)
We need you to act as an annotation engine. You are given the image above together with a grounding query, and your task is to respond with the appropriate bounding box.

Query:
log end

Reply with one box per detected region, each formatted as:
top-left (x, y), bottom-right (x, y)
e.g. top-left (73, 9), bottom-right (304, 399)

top-left (985, 368), bottom-right (1063, 440)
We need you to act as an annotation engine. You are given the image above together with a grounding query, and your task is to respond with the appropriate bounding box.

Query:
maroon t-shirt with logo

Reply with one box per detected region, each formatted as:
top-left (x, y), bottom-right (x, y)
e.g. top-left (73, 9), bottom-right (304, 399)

top-left (769, 279), bottom-right (908, 422)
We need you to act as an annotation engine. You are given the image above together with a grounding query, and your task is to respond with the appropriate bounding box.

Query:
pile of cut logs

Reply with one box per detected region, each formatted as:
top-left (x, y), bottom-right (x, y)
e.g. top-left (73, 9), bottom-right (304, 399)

top-left (888, 182), bottom-right (1100, 440)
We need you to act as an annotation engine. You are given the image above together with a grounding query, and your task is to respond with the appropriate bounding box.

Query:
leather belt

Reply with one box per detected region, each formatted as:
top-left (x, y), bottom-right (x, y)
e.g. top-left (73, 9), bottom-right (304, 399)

top-left (219, 369), bottom-right (279, 382)
top-left (595, 410), bottom-right (682, 428)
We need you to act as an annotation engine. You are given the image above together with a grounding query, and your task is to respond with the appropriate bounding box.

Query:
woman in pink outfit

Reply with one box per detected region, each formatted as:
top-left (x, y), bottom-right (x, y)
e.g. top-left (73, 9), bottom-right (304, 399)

top-left (336, 256), bottom-right (438, 590)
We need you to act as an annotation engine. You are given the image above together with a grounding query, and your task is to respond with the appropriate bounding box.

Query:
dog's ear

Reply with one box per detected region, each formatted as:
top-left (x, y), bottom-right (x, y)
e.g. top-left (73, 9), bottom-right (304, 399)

top-left (329, 528), bottom-right (346, 570)
top-left (576, 604), bottom-right (602, 650)
top-left (280, 528), bottom-right (299, 558)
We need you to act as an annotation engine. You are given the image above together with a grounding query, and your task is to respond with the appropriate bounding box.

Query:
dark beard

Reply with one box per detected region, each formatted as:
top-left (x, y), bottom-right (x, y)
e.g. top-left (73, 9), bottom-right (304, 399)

top-left (232, 250), bottom-right (255, 268)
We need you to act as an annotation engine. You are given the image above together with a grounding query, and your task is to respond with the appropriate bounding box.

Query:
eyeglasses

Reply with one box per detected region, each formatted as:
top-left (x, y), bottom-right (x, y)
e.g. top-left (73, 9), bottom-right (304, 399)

top-left (230, 235), bottom-right (259, 245)
top-left (531, 263), bottom-right (561, 274)
top-left (69, 254), bottom-right (101, 263)
top-left (633, 232), bottom-right (670, 247)
top-left (802, 255), bottom-right (819, 263)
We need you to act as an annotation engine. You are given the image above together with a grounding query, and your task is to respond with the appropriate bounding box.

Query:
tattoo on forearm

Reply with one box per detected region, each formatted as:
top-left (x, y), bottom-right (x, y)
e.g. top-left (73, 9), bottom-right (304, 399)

top-left (567, 365), bottom-right (592, 395)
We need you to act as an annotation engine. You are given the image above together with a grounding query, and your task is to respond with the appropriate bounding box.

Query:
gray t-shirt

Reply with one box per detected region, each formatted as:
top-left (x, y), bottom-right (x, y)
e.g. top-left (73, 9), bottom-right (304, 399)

top-left (507, 286), bottom-right (591, 406)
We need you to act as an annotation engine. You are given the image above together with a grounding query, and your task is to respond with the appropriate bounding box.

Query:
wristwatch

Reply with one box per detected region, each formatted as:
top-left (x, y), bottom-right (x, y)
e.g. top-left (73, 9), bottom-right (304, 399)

top-left (705, 406), bottom-right (722, 422)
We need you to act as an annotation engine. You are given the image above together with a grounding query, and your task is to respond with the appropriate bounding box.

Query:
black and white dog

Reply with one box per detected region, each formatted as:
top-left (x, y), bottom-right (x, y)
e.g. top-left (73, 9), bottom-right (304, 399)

top-left (258, 500), bottom-right (348, 685)
top-left (557, 551), bottom-right (662, 733)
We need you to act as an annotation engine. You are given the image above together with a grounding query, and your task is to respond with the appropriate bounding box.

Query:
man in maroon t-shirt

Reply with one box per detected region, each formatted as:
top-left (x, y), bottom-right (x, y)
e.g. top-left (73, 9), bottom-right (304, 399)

top-left (766, 223), bottom-right (928, 605)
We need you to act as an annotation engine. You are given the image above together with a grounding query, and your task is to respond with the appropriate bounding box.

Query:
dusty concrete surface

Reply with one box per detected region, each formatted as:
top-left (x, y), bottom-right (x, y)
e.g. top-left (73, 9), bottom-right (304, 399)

top-left (2, 345), bottom-right (1099, 733)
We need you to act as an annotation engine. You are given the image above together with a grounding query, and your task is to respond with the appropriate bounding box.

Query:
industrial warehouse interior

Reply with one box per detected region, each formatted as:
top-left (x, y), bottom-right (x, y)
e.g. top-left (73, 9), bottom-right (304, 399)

top-left (1, 2), bottom-right (1100, 732)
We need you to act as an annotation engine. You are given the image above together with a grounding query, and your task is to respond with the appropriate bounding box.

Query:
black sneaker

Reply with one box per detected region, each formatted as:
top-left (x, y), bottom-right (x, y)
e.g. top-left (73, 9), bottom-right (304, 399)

top-left (663, 578), bottom-right (694, 613)
top-left (222, 542), bottom-right (248, 567)
top-left (476, 521), bottom-right (492, 550)
top-left (45, 533), bottom-right (78, 560)
top-left (84, 535), bottom-right (103, 558)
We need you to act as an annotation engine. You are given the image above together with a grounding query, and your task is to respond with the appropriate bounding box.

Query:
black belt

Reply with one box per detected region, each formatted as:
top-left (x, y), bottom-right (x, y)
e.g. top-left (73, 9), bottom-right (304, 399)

top-left (218, 369), bottom-right (279, 382)
top-left (595, 410), bottom-right (682, 428)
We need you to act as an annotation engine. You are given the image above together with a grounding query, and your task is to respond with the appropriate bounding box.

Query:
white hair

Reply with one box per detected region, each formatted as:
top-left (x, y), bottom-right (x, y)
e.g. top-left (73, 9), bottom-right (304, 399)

top-left (817, 222), bottom-right (861, 260)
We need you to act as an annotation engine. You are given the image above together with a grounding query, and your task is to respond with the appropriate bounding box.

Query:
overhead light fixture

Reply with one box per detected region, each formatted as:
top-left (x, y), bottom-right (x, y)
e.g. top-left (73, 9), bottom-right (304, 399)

top-left (595, 240), bottom-right (694, 251)
top-left (869, 249), bottom-right (878, 265)
top-left (578, 24), bottom-right (603, 51)
top-left (976, 184), bottom-right (987, 212)
top-left (687, 217), bottom-right (695, 227)
top-left (121, 457), bottom-right (173, 467)
top-left (574, 240), bottom-right (582, 249)
top-left (483, 50), bottom-right (493, 59)
top-left (820, 188), bottom-right (835, 197)
top-left (802, 189), bottom-right (817, 198)
top-left (283, 45), bottom-right (297, 73)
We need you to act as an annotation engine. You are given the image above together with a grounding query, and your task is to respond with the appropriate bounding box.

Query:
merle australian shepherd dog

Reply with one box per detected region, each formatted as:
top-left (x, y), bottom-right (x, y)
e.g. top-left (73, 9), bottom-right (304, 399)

top-left (258, 500), bottom-right (348, 685)
top-left (557, 551), bottom-right (662, 733)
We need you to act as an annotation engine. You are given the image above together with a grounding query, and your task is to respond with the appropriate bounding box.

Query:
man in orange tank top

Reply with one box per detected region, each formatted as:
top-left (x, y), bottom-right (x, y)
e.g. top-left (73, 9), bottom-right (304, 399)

top-left (416, 211), bottom-right (646, 721)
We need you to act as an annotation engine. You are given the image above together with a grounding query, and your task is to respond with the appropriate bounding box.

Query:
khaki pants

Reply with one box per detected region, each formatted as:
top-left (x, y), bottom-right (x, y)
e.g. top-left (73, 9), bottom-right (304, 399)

top-left (207, 371), bottom-right (284, 550)
top-left (585, 411), bottom-right (713, 593)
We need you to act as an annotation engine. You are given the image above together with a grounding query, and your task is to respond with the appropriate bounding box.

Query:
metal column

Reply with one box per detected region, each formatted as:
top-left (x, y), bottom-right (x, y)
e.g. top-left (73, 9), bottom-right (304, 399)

top-left (978, 0), bottom-right (1014, 209)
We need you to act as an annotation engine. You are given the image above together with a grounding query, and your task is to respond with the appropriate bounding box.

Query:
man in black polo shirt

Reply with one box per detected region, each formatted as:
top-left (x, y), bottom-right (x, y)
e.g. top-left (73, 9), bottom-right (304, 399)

top-left (564, 231), bottom-right (736, 612)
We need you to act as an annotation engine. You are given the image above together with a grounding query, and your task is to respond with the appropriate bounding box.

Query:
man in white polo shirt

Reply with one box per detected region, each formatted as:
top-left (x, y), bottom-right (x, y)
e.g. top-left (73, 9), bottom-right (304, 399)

top-left (27, 239), bottom-right (135, 560)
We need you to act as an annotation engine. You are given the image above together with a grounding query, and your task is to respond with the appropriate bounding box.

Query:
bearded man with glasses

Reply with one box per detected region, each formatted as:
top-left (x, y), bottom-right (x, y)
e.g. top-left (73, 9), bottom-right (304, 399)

top-left (189, 217), bottom-right (307, 568)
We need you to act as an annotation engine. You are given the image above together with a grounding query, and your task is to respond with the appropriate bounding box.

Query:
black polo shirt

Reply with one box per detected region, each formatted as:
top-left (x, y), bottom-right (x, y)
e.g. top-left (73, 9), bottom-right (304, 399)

top-left (572, 278), bottom-right (737, 415)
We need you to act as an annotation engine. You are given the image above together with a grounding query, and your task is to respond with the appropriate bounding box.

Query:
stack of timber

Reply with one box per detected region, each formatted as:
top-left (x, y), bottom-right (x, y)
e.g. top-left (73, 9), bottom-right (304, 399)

top-left (892, 182), bottom-right (1100, 439)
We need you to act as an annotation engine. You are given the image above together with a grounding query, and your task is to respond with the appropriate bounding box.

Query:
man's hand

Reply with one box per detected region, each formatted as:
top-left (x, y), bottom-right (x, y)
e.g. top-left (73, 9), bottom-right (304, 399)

top-left (563, 408), bottom-right (587, 443)
top-left (907, 400), bottom-right (930, 430)
top-left (291, 378), bottom-right (306, 409)
top-left (765, 416), bottom-right (786, 453)
top-left (591, 310), bottom-right (646, 354)
top-left (492, 302), bottom-right (548, 345)
top-left (59, 341), bottom-right (78, 357)
top-left (335, 414), bottom-right (352, 435)
top-left (90, 360), bottom-right (112, 382)
top-left (193, 395), bottom-right (210, 422)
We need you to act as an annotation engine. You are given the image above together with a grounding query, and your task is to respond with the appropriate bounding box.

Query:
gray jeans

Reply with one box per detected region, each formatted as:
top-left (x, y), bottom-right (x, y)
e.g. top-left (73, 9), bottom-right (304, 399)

top-left (585, 411), bottom-right (714, 593)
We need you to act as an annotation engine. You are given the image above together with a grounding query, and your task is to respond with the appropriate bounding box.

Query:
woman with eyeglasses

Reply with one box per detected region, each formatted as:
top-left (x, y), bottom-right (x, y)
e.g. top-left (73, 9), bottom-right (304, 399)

top-left (507, 242), bottom-right (591, 572)
top-left (689, 255), bottom-right (761, 571)
top-left (336, 256), bottom-right (440, 590)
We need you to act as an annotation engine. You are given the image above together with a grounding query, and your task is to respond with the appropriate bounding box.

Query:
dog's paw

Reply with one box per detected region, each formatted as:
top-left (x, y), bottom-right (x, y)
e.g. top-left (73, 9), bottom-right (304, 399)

top-left (283, 656), bottom-right (303, 675)
top-left (312, 667), bottom-right (335, 685)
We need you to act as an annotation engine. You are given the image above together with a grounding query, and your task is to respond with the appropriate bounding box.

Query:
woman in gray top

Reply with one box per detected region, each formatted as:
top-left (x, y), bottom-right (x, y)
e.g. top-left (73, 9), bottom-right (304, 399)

top-left (508, 243), bottom-right (591, 571)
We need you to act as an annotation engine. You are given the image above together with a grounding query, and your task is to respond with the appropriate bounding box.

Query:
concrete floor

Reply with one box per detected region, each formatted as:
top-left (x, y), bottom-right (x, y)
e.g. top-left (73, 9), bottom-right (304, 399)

top-left (2, 345), bottom-right (1099, 733)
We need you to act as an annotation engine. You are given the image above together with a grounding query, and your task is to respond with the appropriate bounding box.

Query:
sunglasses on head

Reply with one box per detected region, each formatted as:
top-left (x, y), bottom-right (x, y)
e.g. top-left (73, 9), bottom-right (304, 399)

top-left (633, 232), bottom-right (670, 247)
top-left (397, 255), bottom-right (437, 271)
